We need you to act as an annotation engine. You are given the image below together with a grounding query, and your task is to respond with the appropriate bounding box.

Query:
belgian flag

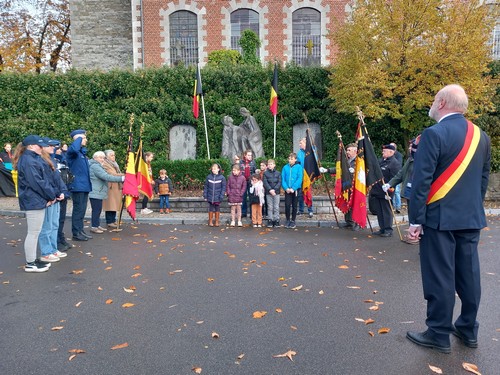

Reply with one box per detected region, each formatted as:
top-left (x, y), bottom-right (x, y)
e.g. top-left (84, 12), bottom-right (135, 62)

top-left (269, 64), bottom-right (278, 116)
top-left (192, 65), bottom-right (203, 119)
top-left (334, 140), bottom-right (352, 214)
top-left (302, 129), bottom-right (320, 207)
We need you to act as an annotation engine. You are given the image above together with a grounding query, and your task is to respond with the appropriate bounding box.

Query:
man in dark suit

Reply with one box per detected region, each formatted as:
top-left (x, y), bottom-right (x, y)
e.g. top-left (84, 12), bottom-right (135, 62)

top-left (406, 84), bottom-right (491, 354)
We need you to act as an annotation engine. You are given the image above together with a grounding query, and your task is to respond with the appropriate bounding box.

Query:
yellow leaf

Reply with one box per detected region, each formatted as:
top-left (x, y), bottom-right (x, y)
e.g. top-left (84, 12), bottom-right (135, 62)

top-left (71, 269), bottom-right (85, 274)
top-left (291, 285), bottom-right (303, 291)
top-left (278, 277), bottom-right (286, 281)
top-left (462, 362), bottom-right (481, 375)
top-left (211, 332), bottom-right (220, 339)
top-left (192, 367), bottom-right (202, 374)
top-left (429, 364), bottom-right (443, 374)
top-left (378, 327), bottom-right (390, 334)
top-left (105, 299), bottom-right (113, 304)
top-left (111, 237), bottom-right (121, 241)
top-left (51, 326), bottom-right (64, 331)
top-left (111, 342), bottom-right (129, 350)
top-left (338, 265), bottom-right (349, 269)
top-left (273, 350), bottom-right (297, 361)
top-left (122, 303), bottom-right (135, 308)
top-left (252, 311), bottom-right (267, 319)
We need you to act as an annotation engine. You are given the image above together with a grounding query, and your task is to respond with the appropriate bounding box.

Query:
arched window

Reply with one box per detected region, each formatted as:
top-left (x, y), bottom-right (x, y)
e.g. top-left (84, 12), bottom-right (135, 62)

top-left (231, 9), bottom-right (260, 57)
top-left (292, 8), bottom-right (321, 66)
top-left (169, 10), bottom-right (198, 66)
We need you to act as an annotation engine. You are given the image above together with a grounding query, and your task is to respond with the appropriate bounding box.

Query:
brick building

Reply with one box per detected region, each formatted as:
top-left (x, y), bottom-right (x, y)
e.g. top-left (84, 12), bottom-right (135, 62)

top-left (70, 0), bottom-right (352, 70)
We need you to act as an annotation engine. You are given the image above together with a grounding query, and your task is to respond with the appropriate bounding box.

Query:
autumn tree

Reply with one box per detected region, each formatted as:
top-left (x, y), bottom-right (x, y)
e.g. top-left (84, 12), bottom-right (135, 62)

top-left (329, 0), bottom-right (498, 132)
top-left (0, 0), bottom-right (71, 73)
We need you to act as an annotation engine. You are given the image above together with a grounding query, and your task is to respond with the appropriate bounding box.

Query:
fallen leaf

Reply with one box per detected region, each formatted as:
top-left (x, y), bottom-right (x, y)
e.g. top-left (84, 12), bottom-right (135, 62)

top-left (123, 287), bottom-right (135, 293)
top-left (346, 286), bottom-right (360, 289)
top-left (75, 301), bottom-right (83, 307)
top-left (338, 265), bottom-right (349, 269)
top-left (290, 325), bottom-right (298, 330)
top-left (368, 331), bottom-right (375, 337)
top-left (207, 278), bottom-right (215, 282)
top-left (68, 349), bottom-right (86, 354)
top-left (105, 299), bottom-right (113, 304)
top-left (291, 285), bottom-right (303, 291)
top-left (111, 342), bottom-right (129, 350)
top-left (273, 350), bottom-right (296, 361)
top-left (318, 290), bottom-right (324, 295)
top-left (275, 308), bottom-right (283, 313)
top-left (237, 353), bottom-right (245, 360)
top-left (68, 354), bottom-right (77, 361)
top-left (294, 260), bottom-right (309, 264)
top-left (97, 286), bottom-right (103, 291)
top-left (131, 273), bottom-right (142, 278)
top-left (71, 269), bottom-right (85, 275)
top-left (365, 318), bottom-right (375, 325)
top-left (462, 362), bottom-right (481, 375)
top-left (51, 326), bottom-right (64, 331)
top-left (104, 266), bottom-right (112, 271)
top-left (252, 311), bottom-right (267, 319)
top-left (122, 303), bottom-right (135, 308)
top-left (378, 327), bottom-right (390, 334)
top-left (192, 367), bottom-right (202, 374)
top-left (364, 299), bottom-right (374, 303)
top-left (429, 364), bottom-right (443, 374)
top-left (369, 306), bottom-right (379, 311)
top-left (211, 332), bottom-right (219, 339)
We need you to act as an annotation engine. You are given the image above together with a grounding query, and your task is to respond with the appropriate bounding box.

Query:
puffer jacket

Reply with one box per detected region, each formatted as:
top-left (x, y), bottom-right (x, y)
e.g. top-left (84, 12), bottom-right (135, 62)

top-left (67, 137), bottom-right (92, 192)
top-left (281, 161), bottom-right (303, 192)
top-left (226, 173), bottom-right (247, 204)
top-left (263, 168), bottom-right (281, 194)
top-left (89, 159), bottom-right (123, 200)
top-left (203, 172), bottom-right (226, 204)
top-left (17, 150), bottom-right (57, 210)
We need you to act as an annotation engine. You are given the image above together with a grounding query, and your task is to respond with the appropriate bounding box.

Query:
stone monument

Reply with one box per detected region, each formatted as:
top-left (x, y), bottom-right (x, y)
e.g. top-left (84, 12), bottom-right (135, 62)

top-left (221, 107), bottom-right (264, 159)
top-left (169, 125), bottom-right (196, 160)
top-left (293, 123), bottom-right (322, 160)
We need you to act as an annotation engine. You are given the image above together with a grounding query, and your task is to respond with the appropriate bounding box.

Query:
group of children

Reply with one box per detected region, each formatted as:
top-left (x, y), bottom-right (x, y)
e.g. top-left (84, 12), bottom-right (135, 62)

top-left (203, 153), bottom-right (303, 229)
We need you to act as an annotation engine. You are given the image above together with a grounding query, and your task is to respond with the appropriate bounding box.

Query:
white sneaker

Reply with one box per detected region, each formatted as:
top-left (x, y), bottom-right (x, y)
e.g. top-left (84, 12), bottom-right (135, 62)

top-left (90, 227), bottom-right (104, 233)
top-left (141, 208), bottom-right (153, 215)
top-left (97, 226), bottom-right (107, 231)
top-left (53, 250), bottom-right (67, 258)
top-left (40, 254), bottom-right (60, 262)
top-left (230, 221), bottom-right (235, 227)
top-left (237, 221), bottom-right (243, 227)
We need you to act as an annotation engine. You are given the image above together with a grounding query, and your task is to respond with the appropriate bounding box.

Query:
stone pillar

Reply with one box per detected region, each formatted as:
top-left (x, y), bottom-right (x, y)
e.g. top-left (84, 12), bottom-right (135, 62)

top-left (169, 125), bottom-right (196, 160)
top-left (293, 123), bottom-right (322, 160)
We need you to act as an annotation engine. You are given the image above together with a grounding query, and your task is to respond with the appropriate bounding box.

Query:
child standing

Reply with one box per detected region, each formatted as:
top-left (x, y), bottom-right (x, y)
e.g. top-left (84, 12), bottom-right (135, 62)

top-left (155, 169), bottom-right (173, 214)
top-left (263, 159), bottom-right (281, 227)
top-left (226, 164), bottom-right (247, 227)
top-left (281, 153), bottom-right (303, 229)
top-left (249, 173), bottom-right (265, 227)
top-left (203, 163), bottom-right (226, 227)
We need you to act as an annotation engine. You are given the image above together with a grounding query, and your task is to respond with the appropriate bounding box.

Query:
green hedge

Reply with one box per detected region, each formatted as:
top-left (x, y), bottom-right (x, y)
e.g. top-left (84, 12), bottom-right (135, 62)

top-left (0, 64), bottom-right (498, 176)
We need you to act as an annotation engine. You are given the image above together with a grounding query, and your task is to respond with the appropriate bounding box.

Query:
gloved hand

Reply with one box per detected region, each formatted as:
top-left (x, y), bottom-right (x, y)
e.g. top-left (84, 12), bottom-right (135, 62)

top-left (349, 167), bottom-right (354, 174)
top-left (319, 167), bottom-right (328, 173)
top-left (382, 183), bottom-right (390, 192)
top-left (385, 194), bottom-right (391, 201)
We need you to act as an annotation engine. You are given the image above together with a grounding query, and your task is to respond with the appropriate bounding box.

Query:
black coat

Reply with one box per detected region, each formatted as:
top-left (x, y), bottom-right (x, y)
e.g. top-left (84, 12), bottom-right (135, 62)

top-left (370, 156), bottom-right (401, 198)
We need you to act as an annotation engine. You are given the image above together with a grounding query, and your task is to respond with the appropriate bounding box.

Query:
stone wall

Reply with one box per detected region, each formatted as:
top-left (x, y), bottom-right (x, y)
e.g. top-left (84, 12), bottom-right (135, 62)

top-left (486, 172), bottom-right (500, 201)
top-left (70, 0), bottom-right (133, 70)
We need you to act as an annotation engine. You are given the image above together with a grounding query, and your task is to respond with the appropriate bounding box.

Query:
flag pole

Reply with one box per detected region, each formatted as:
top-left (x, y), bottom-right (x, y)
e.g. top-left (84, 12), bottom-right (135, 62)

top-left (307, 128), bottom-right (339, 226)
top-left (201, 94), bottom-right (210, 159)
top-left (273, 115), bottom-right (276, 158)
top-left (118, 115), bottom-right (136, 228)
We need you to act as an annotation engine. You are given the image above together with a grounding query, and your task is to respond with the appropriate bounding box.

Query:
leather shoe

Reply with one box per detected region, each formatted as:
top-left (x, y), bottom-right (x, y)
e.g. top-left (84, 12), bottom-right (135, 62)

top-left (352, 224), bottom-right (362, 231)
top-left (338, 222), bottom-right (353, 228)
top-left (72, 234), bottom-right (88, 241)
top-left (452, 328), bottom-right (478, 348)
top-left (372, 230), bottom-right (384, 235)
top-left (380, 231), bottom-right (393, 237)
top-left (80, 231), bottom-right (93, 239)
top-left (406, 330), bottom-right (451, 354)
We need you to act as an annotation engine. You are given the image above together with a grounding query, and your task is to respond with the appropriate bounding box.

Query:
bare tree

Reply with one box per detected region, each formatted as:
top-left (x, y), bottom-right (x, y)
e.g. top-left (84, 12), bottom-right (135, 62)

top-left (0, 0), bottom-right (71, 73)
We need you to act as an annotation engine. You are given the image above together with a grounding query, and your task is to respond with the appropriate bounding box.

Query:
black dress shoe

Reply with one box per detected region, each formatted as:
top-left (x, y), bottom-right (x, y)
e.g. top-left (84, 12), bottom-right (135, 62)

top-left (452, 328), bottom-right (478, 348)
top-left (372, 230), bottom-right (384, 235)
top-left (80, 231), bottom-right (93, 239)
top-left (380, 231), bottom-right (393, 237)
top-left (406, 330), bottom-right (451, 354)
top-left (352, 224), bottom-right (362, 231)
top-left (338, 222), bottom-right (353, 228)
top-left (72, 234), bottom-right (88, 241)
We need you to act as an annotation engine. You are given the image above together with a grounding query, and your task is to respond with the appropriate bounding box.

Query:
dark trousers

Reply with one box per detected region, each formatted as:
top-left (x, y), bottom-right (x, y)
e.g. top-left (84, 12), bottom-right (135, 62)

top-left (374, 197), bottom-right (393, 233)
top-left (89, 198), bottom-right (103, 228)
top-left (105, 211), bottom-right (116, 224)
top-left (142, 196), bottom-right (149, 209)
top-left (284, 190), bottom-right (299, 222)
top-left (71, 192), bottom-right (88, 236)
top-left (420, 226), bottom-right (481, 344)
top-left (241, 181), bottom-right (250, 216)
top-left (57, 198), bottom-right (68, 244)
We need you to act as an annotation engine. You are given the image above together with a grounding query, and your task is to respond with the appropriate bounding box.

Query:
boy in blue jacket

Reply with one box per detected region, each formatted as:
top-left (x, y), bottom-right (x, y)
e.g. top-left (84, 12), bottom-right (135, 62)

top-left (281, 153), bottom-right (303, 229)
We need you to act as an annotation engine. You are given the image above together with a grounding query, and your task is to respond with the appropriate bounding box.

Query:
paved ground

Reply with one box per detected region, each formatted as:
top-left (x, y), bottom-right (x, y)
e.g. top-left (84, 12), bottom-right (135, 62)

top-left (1, 211), bottom-right (499, 375)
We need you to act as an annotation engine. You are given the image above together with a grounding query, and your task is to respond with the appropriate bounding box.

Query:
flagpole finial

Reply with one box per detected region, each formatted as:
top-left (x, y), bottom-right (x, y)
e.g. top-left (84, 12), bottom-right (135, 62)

top-left (302, 112), bottom-right (308, 124)
top-left (355, 106), bottom-right (365, 125)
top-left (335, 130), bottom-right (342, 140)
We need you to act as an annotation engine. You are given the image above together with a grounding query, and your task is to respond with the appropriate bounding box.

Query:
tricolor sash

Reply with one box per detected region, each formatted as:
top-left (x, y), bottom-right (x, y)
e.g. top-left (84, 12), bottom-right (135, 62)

top-left (426, 121), bottom-right (480, 204)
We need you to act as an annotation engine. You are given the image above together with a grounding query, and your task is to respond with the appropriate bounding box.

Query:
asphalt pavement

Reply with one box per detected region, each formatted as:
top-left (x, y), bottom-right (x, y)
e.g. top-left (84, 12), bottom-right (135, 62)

top-left (1, 213), bottom-right (499, 375)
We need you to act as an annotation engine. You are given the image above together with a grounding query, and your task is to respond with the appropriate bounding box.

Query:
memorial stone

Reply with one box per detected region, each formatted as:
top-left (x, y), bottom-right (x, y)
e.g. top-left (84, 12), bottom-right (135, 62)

top-left (169, 125), bottom-right (196, 160)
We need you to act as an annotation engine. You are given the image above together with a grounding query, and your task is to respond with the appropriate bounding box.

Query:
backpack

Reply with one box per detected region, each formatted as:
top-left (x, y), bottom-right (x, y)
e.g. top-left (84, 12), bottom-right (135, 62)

top-left (57, 162), bottom-right (74, 186)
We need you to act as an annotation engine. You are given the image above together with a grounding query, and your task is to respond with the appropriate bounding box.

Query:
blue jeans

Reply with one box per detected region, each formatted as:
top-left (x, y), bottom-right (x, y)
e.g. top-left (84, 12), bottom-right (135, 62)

top-left (298, 190), bottom-right (313, 214)
top-left (71, 192), bottom-right (88, 236)
top-left (89, 198), bottom-right (103, 228)
top-left (241, 182), bottom-right (250, 216)
top-left (159, 195), bottom-right (170, 209)
top-left (39, 202), bottom-right (59, 256)
top-left (392, 184), bottom-right (401, 210)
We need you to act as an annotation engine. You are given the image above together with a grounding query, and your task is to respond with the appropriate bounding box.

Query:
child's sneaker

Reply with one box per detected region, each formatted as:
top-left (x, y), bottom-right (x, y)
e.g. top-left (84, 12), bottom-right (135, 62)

top-left (257, 224), bottom-right (262, 228)
top-left (25, 261), bottom-right (49, 273)
top-left (54, 250), bottom-right (67, 258)
top-left (289, 221), bottom-right (297, 229)
top-left (253, 224), bottom-right (258, 228)
top-left (237, 221), bottom-right (243, 227)
top-left (40, 254), bottom-right (60, 262)
top-left (230, 221), bottom-right (235, 227)
top-left (267, 220), bottom-right (274, 228)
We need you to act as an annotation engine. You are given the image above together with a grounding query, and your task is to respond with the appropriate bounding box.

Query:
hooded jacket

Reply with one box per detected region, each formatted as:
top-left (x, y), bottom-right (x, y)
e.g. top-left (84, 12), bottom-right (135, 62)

top-left (203, 169), bottom-right (226, 204)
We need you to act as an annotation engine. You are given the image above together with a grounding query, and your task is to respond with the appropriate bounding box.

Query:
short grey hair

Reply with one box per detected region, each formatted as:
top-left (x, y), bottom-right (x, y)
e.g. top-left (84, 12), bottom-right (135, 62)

top-left (438, 84), bottom-right (468, 113)
top-left (93, 151), bottom-right (105, 159)
top-left (104, 149), bottom-right (115, 157)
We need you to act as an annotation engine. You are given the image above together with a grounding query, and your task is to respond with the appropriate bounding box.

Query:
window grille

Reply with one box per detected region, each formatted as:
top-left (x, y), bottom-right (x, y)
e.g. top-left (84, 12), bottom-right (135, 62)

top-left (169, 11), bottom-right (198, 66)
top-left (230, 9), bottom-right (260, 57)
top-left (292, 8), bottom-right (321, 66)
